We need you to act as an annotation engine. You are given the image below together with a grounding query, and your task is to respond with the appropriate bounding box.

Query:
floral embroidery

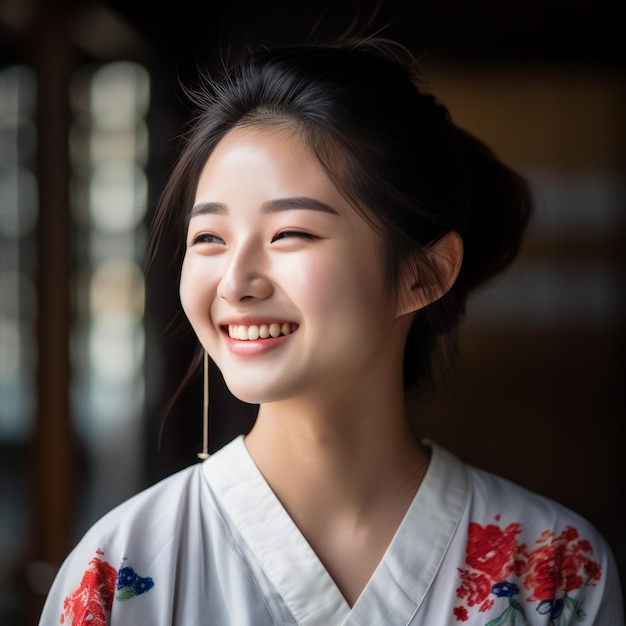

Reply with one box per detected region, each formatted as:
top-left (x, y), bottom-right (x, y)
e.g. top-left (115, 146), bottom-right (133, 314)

top-left (116, 558), bottom-right (155, 601)
top-left (454, 518), bottom-right (602, 624)
top-left (60, 550), bottom-right (155, 625)
top-left (60, 550), bottom-right (116, 625)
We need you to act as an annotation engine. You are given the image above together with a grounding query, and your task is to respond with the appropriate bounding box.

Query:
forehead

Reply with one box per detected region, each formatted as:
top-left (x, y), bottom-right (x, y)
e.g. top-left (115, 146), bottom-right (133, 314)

top-left (196, 124), bottom-right (330, 194)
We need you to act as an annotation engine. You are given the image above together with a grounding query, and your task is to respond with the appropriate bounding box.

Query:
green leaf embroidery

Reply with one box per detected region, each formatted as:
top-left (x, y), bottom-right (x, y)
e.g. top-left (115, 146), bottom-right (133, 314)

top-left (115, 587), bottom-right (138, 602)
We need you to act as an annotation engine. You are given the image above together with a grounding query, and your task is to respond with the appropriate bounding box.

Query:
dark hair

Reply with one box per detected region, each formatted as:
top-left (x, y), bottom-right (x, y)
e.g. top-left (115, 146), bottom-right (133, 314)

top-left (150, 39), bottom-right (531, 394)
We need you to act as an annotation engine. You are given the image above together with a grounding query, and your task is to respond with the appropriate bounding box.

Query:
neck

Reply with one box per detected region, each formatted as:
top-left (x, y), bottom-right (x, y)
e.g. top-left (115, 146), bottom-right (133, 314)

top-left (244, 375), bottom-right (429, 523)
top-left (244, 371), bottom-right (430, 607)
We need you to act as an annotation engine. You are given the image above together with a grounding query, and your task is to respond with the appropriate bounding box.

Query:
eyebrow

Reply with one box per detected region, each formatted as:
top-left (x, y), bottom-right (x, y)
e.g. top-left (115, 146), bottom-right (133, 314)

top-left (189, 202), bottom-right (227, 218)
top-left (189, 196), bottom-right (339, 219)
top-left (261, 197), bottom-right (338, 215)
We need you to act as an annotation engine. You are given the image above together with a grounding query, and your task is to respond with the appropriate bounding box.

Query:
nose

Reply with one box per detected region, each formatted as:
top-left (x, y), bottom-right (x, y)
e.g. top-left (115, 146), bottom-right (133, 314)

top-left (216, 241), bottom-right (273, 303)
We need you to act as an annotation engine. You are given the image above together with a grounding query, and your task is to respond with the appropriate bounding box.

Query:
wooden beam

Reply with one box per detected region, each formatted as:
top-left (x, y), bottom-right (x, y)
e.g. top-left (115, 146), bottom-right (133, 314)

top-left (29, 6), bottom-right (76, 622)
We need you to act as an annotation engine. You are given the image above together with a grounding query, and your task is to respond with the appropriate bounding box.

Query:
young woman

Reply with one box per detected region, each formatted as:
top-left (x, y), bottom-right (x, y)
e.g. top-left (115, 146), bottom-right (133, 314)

top-left (40, 40), bottom-right (624, 625)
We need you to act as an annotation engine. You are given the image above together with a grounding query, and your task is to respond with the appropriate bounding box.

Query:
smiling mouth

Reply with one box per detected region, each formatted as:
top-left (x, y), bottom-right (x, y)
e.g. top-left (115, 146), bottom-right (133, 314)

top-left (227, 323), bottom-right (298, 341)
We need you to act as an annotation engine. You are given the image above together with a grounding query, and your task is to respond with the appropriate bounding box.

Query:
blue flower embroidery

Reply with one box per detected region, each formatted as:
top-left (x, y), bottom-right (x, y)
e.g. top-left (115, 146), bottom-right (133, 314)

top-left (116, 564), bottom-right (155, 602)
top-left (491, 581), bottom-right (520, 598)
top-left (537, 598), bottom-right (565, 619)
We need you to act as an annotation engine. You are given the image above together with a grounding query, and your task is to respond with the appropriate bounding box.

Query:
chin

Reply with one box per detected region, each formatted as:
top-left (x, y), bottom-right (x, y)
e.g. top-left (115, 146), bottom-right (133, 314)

top-left (223, 376), bottom-right (298, 406)
top-left (223, 381), bottom-right (281, 406)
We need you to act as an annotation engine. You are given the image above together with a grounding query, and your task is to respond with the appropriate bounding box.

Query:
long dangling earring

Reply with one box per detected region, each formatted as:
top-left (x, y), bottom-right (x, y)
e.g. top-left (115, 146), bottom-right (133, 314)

top-left (197, 351), bottom-right (210, 460)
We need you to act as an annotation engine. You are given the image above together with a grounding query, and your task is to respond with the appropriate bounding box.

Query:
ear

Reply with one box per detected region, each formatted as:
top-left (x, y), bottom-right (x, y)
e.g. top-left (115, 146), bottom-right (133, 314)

top-left (395, 231), bottom-right (463, 318)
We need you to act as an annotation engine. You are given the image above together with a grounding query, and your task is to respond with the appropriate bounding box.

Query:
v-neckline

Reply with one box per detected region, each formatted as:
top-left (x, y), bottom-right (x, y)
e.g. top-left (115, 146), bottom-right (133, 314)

top-left (203, 436), bottom-right (469, 625)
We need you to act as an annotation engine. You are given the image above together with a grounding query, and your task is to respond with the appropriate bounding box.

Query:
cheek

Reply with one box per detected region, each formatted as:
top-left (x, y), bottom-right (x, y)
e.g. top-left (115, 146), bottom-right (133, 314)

top-left (179, 255), bottom-right (209, 322)
top-left (283, 254), bottom-right (347, 314)
top-left (291, 252), bottom-right (386, 322)
top-left (179, 268), bottom-right (193, 323)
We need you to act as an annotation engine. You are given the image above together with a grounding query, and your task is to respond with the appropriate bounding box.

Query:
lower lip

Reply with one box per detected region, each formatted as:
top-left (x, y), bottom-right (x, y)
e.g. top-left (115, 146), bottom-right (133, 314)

top-left (223, 331), bottom-right (295, 355)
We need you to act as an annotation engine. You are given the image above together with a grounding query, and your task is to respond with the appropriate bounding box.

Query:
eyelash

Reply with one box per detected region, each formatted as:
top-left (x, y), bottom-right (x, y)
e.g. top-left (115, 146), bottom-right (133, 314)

top-left (271, 230), bottom-right (317, 242)
top-left (191, 230), bottom-right (317, 246)
top-left (192, 233), bottom-right (225, 245)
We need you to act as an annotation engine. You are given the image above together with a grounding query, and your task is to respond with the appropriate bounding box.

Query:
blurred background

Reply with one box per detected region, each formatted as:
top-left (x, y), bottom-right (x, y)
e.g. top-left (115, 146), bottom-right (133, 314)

top-left (0, 0), bottom-right (624, 622)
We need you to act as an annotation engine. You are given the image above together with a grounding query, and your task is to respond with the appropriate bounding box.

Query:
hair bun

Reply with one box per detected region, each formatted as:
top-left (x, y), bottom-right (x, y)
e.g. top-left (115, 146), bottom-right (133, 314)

top-left (453, 125), bottom-right (532, 293)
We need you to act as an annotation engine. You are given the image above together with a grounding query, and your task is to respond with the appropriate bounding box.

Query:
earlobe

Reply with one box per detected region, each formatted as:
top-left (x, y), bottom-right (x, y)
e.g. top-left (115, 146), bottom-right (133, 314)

top-left (395, 231), bottom-right (463, 317)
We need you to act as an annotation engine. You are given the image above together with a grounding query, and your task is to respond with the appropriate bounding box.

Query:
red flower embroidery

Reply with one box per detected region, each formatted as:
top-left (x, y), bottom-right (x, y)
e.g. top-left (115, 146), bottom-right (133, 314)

top-left (521, 525), bottom-right (602, 602)
top-left (60, 553), bottom-right (117, 625)
top-left (456, 569), bottom-right (492, 607)
top-left (465, 521), bottom-right (524, 581)
top-left (454, 518), bottom-right (603, 623)
top-left (453, 606), bottom-right (469, 621)
top-left (585, 558), bottom-right (601, 581)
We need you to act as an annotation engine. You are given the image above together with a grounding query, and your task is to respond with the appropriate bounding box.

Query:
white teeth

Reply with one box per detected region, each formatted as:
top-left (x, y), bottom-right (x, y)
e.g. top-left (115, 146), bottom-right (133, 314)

top-left (269, 323), bottom-right (281, 338)
top-left (228, 323), bottom-right (298, 340)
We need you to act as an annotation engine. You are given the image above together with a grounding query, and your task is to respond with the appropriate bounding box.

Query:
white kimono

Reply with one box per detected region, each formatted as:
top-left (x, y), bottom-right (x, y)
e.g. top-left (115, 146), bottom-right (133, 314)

top-left (39, 436), bottom-right (624, 625)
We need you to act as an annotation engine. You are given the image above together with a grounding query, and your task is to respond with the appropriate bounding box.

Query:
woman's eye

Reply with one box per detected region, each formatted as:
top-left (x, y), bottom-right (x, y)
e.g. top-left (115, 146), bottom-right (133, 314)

top-left (191, 233), bottom-right (225, 245)
top-left (271, 231), bottom-right (317, 243)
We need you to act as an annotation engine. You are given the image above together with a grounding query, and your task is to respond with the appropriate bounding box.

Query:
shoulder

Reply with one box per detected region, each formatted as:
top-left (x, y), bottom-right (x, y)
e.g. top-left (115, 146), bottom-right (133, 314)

top-left (429, 443), bottom-right (617, 580)
top-left (87, 461), bottom-right (206, 540)
top-left (39, 439), bottom-right (249, 626)
top-left (49, 434), bottom-right (249, 570)
top-left (69, 433), bottom-right (249, 551)
top-left (428, 442), bottom-right (605, 538)
top-left (465, 460), bottom-right (605, 543)
top-left (457, 455), bottom-right (615, 576)
top-left (38, 463), bottom-right (205, 625)
top-left (77, 434), bottom-right (248, 545)
top-left (440, 447), bottom-right (624, 624)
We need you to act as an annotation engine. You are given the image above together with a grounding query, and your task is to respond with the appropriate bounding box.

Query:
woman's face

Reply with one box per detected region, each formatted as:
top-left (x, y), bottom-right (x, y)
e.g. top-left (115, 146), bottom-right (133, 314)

top-left (180, 125), bottom-right (410, 406)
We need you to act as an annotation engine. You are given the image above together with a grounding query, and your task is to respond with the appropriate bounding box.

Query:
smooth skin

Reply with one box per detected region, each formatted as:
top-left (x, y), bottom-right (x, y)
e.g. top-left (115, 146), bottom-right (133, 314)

top-left (180, 124), bottom-right (462, 606)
